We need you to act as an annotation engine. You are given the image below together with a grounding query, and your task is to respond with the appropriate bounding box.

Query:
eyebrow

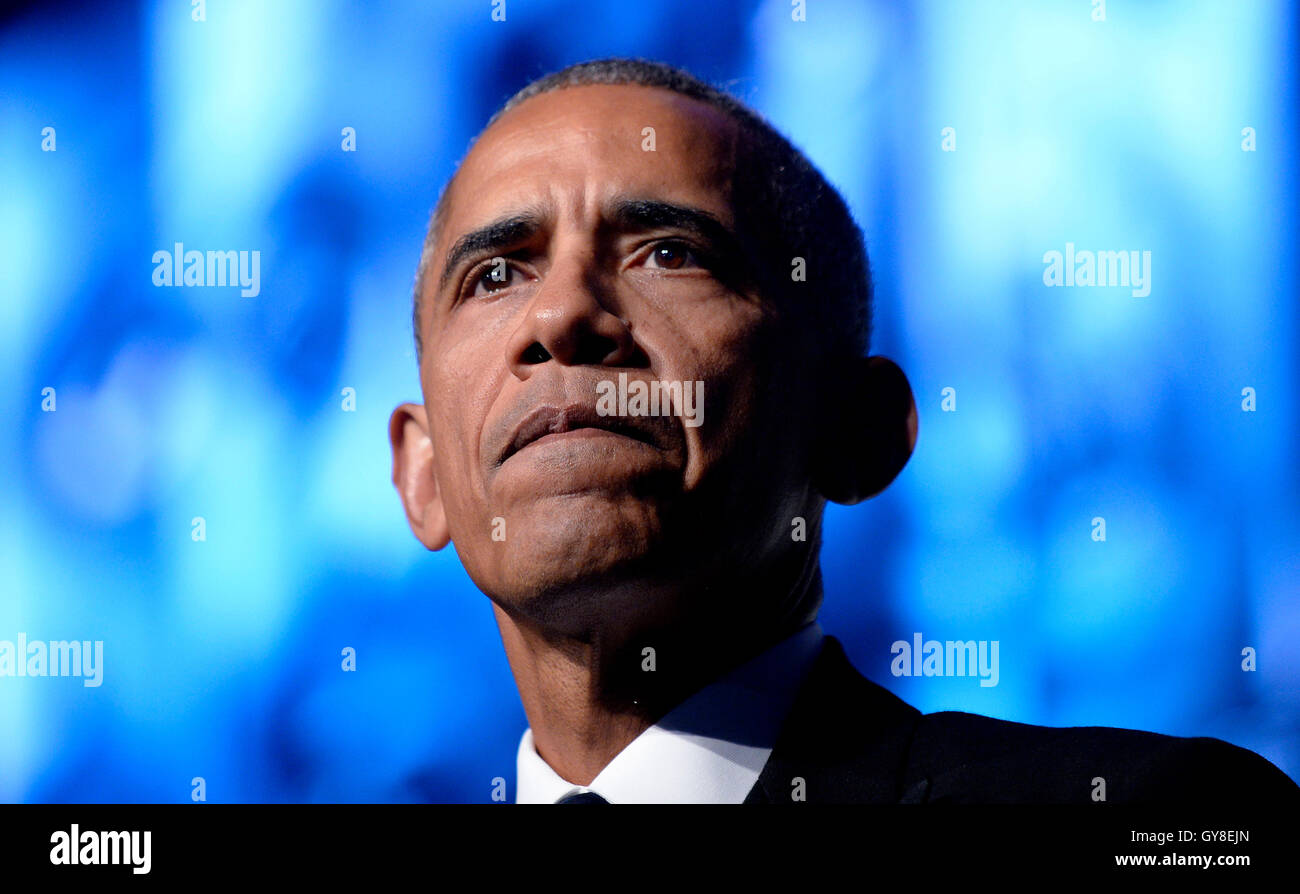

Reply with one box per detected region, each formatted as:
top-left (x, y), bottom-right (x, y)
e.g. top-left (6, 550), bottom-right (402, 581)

top-left (438, 207), bottom-right (547, 293)
top-left (435, 197), bottom-right (748, 297)
top-left (607, 198), bottom-right (742, 256)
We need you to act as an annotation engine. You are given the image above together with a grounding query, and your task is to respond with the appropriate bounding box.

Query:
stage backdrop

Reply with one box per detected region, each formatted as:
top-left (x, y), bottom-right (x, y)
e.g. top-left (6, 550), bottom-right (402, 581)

top-left (1, 0), bottom-right (1296, 801)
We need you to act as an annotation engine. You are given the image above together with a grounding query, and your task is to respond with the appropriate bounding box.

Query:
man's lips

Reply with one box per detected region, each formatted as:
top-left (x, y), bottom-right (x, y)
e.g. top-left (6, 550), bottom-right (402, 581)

top-left (498, 403), bottom-right (662, 465)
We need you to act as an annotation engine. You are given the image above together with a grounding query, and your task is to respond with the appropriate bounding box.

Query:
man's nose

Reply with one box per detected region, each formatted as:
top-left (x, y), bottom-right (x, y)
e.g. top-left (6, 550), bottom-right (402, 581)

top-left (506, 254), bottom-right (642, 377)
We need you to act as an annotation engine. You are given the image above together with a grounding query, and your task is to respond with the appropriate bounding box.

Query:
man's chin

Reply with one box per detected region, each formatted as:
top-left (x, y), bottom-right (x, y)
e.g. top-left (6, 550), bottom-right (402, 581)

top-left (462, 523), bottom-right (684, 631)
top-left (482, 540), bottom-right (657, 598)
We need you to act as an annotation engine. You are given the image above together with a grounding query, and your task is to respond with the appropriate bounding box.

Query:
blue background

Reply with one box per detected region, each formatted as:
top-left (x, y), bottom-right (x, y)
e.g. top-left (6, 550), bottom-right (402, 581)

top-left (2, 0), bottom-right (1296, 802)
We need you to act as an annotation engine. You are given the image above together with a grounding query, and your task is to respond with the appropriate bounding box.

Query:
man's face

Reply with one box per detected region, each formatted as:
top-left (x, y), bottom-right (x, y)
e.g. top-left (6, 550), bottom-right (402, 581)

top-left (406, 84), bottom-right (819, 630)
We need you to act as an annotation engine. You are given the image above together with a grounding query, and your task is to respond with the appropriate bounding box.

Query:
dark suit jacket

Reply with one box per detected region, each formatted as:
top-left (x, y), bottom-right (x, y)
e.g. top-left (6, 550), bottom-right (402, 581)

top-left (743, 636), bottom-right (1300, 804)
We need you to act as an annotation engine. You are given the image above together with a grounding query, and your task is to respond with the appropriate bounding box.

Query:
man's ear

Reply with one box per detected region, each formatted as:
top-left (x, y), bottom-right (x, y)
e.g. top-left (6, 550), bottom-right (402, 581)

top-left (389, 402), bottom-right (452, 550)
top-left (812, 356), bottom-right (918, 505)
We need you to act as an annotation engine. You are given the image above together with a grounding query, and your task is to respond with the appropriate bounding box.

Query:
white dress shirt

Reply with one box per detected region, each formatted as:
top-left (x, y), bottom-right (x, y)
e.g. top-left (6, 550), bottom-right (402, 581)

top-left (515, 622), bottom-right (825, 804)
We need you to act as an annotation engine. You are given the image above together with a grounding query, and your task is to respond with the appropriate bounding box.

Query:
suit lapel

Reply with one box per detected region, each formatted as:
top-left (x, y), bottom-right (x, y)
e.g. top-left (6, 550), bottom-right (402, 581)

top-left (745, 636), bottom-right (921, 804)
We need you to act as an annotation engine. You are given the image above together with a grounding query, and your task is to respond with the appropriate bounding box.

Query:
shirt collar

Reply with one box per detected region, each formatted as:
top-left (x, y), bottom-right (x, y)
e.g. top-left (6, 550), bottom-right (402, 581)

top-left (516, 622), bottom-right (825, 804)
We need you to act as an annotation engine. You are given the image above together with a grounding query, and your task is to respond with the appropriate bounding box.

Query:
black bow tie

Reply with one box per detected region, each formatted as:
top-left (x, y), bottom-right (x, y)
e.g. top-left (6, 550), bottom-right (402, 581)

top-left (556, 790), bottom-right (610, 804)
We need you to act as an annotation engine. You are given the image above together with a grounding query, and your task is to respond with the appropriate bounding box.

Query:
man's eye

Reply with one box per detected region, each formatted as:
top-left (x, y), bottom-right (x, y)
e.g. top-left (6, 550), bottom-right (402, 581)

top-left (469, 259), bottom-right (517, 296)
top-left (645, 241), bottom-right (701, 270)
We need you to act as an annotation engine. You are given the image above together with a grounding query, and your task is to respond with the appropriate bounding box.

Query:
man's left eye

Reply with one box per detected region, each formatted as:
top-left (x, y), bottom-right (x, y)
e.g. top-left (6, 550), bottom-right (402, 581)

top-left (645, 241), bottom-right (701, 270)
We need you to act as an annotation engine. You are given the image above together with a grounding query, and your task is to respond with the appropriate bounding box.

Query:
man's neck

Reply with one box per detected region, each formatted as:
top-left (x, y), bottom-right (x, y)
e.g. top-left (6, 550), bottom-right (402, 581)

top-left (493, 563), bottom-right (823, 786)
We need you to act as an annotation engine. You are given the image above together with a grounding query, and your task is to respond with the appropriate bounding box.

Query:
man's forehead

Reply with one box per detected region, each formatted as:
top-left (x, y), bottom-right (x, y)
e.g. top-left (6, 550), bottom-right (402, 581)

top-left (438, 84), bottom-right (740, 244)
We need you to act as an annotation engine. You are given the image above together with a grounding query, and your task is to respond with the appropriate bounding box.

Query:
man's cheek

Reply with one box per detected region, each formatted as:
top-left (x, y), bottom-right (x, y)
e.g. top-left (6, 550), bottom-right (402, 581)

top-left (429, 429), bottom-right (477, 511)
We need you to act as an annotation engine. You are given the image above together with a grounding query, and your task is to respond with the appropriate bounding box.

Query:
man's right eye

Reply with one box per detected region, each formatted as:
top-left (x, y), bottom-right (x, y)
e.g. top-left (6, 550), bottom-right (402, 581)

top-left (467, 258), bottom-right (518, 298)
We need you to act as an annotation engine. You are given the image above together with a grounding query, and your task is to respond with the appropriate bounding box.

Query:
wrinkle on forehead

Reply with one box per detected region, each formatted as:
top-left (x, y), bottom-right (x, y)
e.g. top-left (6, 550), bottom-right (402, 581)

top-left (438, 84), bottom-right (741, 244)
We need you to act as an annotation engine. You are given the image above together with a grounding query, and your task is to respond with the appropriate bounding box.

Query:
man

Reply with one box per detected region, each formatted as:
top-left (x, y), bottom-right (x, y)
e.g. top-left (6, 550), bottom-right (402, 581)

top-left (389, 58), bottom-right (1298, 803)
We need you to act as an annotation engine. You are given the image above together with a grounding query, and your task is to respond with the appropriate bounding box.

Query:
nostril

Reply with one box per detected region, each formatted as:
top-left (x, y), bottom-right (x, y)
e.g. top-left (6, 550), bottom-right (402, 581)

top-left (522, 342), bottom-right (551, 364)
top-left (573, 333), bottom-right (620, 366)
